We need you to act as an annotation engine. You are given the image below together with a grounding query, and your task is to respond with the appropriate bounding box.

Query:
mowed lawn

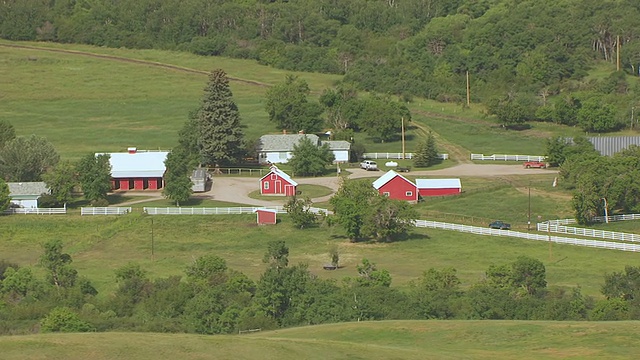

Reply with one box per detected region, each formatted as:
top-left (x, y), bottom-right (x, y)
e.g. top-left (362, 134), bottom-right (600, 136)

top-left (2, 213), bottom-right (639, 298)
top-left (2, 320), bottom-right (640, 359)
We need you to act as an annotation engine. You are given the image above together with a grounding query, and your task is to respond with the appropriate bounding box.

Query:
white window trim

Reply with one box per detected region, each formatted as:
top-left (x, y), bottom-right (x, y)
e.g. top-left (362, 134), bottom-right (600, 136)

top-left (383, 192), bottom-right (390, 197)
top-left (406, 191), bottom-right (413, 197)
top-left (264, 182), bottom-right (269, 190)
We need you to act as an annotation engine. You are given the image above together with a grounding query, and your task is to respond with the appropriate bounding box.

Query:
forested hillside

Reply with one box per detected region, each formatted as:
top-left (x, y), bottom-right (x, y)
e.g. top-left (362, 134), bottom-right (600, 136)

top-left (2, 0), bottom-right (640, 131)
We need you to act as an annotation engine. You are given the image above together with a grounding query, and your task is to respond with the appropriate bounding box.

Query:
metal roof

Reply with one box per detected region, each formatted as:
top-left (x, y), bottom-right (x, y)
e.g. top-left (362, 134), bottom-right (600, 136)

top-left (259, 134), bottom-right (320, 152)
top-left (321, 140), bottom-right (351, 150)
top-left (372, 170), bottom-right (416, 190)
top-left (7, 182), bottom-right (49, 196)
top-left (260, 166), bottom-right (298, 186)
top-left (253, 208), bottom-right (278, 213)
top-left (100, 151), bottom-right (169, 178)
top-left (416, 178), bottom-right (461, 189)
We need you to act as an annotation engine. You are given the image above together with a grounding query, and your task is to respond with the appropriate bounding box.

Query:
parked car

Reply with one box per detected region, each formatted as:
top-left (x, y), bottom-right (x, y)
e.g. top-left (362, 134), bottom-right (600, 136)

top-left (489, 220), bottom-right (511, 230)
top-left (396, 166), bottom-right (411, 173)
top-left (523, 161), bottom-right (546, 169)
top-left (360, 160), bottom-right (378, 171)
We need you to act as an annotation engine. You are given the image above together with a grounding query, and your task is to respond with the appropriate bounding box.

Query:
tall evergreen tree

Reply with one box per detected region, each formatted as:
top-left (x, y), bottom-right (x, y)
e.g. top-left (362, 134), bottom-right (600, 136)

top-left (197, 69), bottom-right (245, 166)
top-left (413, 132), bottom-right (439, 168)
top-left (0, 178), bottom-right (10, 212)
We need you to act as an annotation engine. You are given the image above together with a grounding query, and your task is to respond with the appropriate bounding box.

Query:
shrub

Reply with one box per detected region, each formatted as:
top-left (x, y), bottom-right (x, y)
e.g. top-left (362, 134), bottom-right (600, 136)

top-left (40, 307), bottom-right (93, 333)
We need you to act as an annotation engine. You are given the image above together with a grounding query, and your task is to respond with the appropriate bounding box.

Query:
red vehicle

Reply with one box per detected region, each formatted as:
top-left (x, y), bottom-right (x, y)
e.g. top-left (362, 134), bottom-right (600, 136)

top-left (523, 161), bottom-right (546, 169)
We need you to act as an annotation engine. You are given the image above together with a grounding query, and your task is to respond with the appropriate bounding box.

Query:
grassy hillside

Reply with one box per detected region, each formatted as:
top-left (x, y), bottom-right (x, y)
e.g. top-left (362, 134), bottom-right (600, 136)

top-left (1, 40), bottom-right (619, 162)
top-left (2, 320), bottom-right (640, 359)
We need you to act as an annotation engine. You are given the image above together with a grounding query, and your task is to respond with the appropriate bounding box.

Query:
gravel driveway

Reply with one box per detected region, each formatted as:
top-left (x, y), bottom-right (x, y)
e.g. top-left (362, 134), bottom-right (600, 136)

top-left (206, 164), bottom-right (557, 206)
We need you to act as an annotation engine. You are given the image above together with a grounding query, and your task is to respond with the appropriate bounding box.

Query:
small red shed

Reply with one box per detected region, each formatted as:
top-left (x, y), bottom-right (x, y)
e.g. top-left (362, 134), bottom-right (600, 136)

top-left (372, 170), bottom-right (418, 203)
top-left (416, 179), bottom-right (462, 197)
top-left (254, 208), bottom-right (277, 225)
top-left (260, 166), bottom-right (298, 196)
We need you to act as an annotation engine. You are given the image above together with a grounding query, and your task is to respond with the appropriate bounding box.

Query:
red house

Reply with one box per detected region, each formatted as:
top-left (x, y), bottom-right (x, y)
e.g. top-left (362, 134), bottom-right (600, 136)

top-left (416, 179), bottom-right (462, 197)
top-left (260, 166), bottom-right (297, 196)
top-left (372, 170), bottom-right (418, 203)
top-left (254, 208), bottom-right (277, 225)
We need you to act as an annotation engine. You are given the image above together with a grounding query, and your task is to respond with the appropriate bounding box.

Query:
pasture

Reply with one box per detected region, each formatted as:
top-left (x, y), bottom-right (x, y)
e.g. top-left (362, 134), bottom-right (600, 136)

top-left (1, 320), bottom-right (640, 359)
top-left (2, 211), bottom-right (639, 298)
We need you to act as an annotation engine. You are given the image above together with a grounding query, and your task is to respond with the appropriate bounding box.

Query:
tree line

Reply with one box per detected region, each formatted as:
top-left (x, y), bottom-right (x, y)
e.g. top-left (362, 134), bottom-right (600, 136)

top-left (546, 137), bottom-right (640, 223)
top-left (0, 239), bottom-right (637, 335)
top-left (3, 0), bottom-right (640, 131)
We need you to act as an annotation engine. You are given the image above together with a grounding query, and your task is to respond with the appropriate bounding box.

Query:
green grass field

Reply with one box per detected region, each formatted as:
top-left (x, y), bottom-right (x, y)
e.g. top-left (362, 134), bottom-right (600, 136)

top-left (2, 320), bottom-right (640, 359)
top-left (2, 212), bottom-right (639, 298)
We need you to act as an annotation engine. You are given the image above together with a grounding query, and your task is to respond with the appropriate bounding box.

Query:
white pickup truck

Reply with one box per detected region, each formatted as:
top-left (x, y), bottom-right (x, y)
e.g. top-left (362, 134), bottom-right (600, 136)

top-left (360, 160), bottom-right (378, 171)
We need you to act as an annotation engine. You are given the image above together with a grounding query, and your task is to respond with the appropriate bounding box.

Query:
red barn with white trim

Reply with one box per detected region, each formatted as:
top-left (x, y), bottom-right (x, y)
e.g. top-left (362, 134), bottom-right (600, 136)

top-left (416, 178), bottom-right (462, 197)
top-left (260, 166), bottom-right (297, 196)
top-left (254, 208), bottom-right (277, 225)
top-left (99, 148), bottom-right (169, 191)
top-left (372, 170), bottom-right (418, 203)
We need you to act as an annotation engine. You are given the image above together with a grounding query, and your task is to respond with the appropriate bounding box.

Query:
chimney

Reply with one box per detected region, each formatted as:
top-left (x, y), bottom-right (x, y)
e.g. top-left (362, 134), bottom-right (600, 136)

top-left (283, 129), bottom-right (287, 134)
top-left (127, 147), bottom-right (137, 154)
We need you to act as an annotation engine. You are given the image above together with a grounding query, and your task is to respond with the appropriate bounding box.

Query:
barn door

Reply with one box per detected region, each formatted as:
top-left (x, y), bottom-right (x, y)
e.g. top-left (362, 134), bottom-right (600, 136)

top-left (275, 180), bottom-right (282, 194)
top-left (285, 185), bottom-right (295, 196)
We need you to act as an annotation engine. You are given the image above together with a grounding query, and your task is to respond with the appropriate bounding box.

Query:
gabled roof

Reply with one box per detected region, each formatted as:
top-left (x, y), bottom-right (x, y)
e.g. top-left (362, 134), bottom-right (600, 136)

top-left (7, 182), bottom-right (49, 196)
top-left (260, 166), bottom-right (298, 186)
top-left (416, 178), bottom-right (462, 189)
top-left (322, 140), bottom-right (351, 150)
top-left (372, 170), bottom-right (416, 190)
top-left (253, 208), bottom-right (278, 214)
top-left (99, 150), bottom-right (169, 178)
top-left (259, 134), bottom-right (320, 152)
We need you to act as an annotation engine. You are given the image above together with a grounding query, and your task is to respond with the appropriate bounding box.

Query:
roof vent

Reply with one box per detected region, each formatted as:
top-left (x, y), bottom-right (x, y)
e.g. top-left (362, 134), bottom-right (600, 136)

top-left (127, 147), bottom-right (137, 154)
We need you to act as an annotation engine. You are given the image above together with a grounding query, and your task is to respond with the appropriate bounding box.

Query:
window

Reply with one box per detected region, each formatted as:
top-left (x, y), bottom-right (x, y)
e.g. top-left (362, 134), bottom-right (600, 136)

top-left (264, 182), bottom-right (269, 190)
top-left (406, 191), bottom-right (413, 197)
top-left (383, 192), bottom-right (390, 197)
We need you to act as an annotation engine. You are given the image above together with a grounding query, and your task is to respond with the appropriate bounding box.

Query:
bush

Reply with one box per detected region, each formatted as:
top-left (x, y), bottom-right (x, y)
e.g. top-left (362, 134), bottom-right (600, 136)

top-left (40, 307), bottom-right (93, 333)
top-left (91, 198), bottom-right (109, 207)
top-left (37, 194), bottom-right (60, 208)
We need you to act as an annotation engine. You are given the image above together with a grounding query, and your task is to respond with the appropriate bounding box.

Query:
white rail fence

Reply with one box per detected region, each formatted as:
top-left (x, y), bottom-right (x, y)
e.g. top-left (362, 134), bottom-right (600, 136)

top-left (362, 153), bottom-right (449, 160)
top-left (414, 220), bottom-right (640, 252)
top-left (3, 207), bottom-right (67, 215)
top-left (143, 206), bottom-right (331, 215)
top-left (471, 154), bottom-right (546, 162)
top-left (549, 213), bottom-right (640, 225)
top-left (537, 222), bottom-right (640, 243)
top-left (81, 207), bottom-right (132, 216)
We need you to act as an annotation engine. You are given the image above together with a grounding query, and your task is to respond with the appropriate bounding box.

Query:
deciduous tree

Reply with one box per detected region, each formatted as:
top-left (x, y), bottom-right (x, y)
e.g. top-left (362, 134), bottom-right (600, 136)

top-left (263, 240), bottom-right (289, 270)
top-left (40, 239), bottom-right (77, 289)
top-left (162, 147), bottom-right (193, 206)
top-left (42, 160), bottom-right (77, 205)
top-left (0, 120), bottom-right (15, 149)
top-left (197, 69), bottom-right (245, 166)
top-left (0, 178), bottom-right (9, 212)
top-left (284, 195), bottom-right (317, 229)
top-left (362, 196), bottom-right (418, 242)
top-left (329, 179), bottom-right (378, 242)
top-left (288, 136), bottom-right (334, 176)
top-left (76, 153), bottom-right (111, 203)
top-left (0, 134), bottom-right (59, 181)
top-left (265, 75), bottom-right (323, 133)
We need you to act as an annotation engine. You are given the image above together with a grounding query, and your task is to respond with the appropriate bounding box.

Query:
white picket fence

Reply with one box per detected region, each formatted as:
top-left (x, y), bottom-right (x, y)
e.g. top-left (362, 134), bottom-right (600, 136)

top-left (143, 206), bottom-right (331, 215)
top-left (3, 207), bottom-right (67, 215)
top-left (537, 222), bottom-right (640, 243)
top-left (414, 220), bottom-right (640, 252)
top-left (362, 153), bottom-right (449, 160)
top-left (81, 207), bottom-right (132, 216)
top-left (549, 213), bottom-right (640, 225)
top-left (470, 154), bottom-right (546, 161)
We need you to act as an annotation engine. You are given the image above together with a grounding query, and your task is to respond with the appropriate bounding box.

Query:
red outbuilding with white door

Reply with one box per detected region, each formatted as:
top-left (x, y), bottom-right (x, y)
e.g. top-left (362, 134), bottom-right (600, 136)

top-left (260, 166), bottom-right (298, 196)
top-left (372, 170), bottom-right (419, 203)
top-left (416, 178), bottom-right (462, 197)
top-left (254, 208), bottom-right (278, 225)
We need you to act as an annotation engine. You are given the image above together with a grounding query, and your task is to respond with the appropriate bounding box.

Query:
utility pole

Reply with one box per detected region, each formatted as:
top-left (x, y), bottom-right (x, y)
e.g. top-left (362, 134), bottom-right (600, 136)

top-left (151, 218), bottom-right (155, 261)
top-left (401, 117), bottom-right (405, 160)
top-left (466, 71), bottom-right (471, 107)
top-left (602, 198), bottom-right (609, 223)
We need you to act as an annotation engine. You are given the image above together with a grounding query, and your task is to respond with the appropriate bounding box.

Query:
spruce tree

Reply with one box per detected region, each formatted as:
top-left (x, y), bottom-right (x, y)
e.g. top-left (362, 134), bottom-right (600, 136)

top-left (162, 147), bottom-right (193, 206)
top-left (197, 69), bottom-right (245, 166)
top-left (425, 132), bottom-right (439, 166)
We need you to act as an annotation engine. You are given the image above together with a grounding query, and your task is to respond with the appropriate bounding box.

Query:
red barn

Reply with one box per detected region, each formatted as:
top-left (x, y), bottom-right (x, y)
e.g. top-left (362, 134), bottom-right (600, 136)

top-left (372, 170), bottom-right (418, 203)
top-left (416, 179), bottom-right (462, 197)
top-left (100, 148), bottom-right (169, 191)
top-left (254, 208), bottom-right (277, 225)
top-left (260, 166), bottom-right (297, 196)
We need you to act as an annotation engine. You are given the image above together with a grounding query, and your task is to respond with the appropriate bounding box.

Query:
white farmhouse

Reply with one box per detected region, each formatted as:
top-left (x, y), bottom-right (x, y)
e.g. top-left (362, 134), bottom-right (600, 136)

top-left (257, 134), bottom-right (350, 164)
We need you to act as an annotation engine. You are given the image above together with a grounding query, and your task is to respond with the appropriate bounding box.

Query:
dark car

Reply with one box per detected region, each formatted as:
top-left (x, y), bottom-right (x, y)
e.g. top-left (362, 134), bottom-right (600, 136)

top-left (489, 220), bottom-right (511, 230)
